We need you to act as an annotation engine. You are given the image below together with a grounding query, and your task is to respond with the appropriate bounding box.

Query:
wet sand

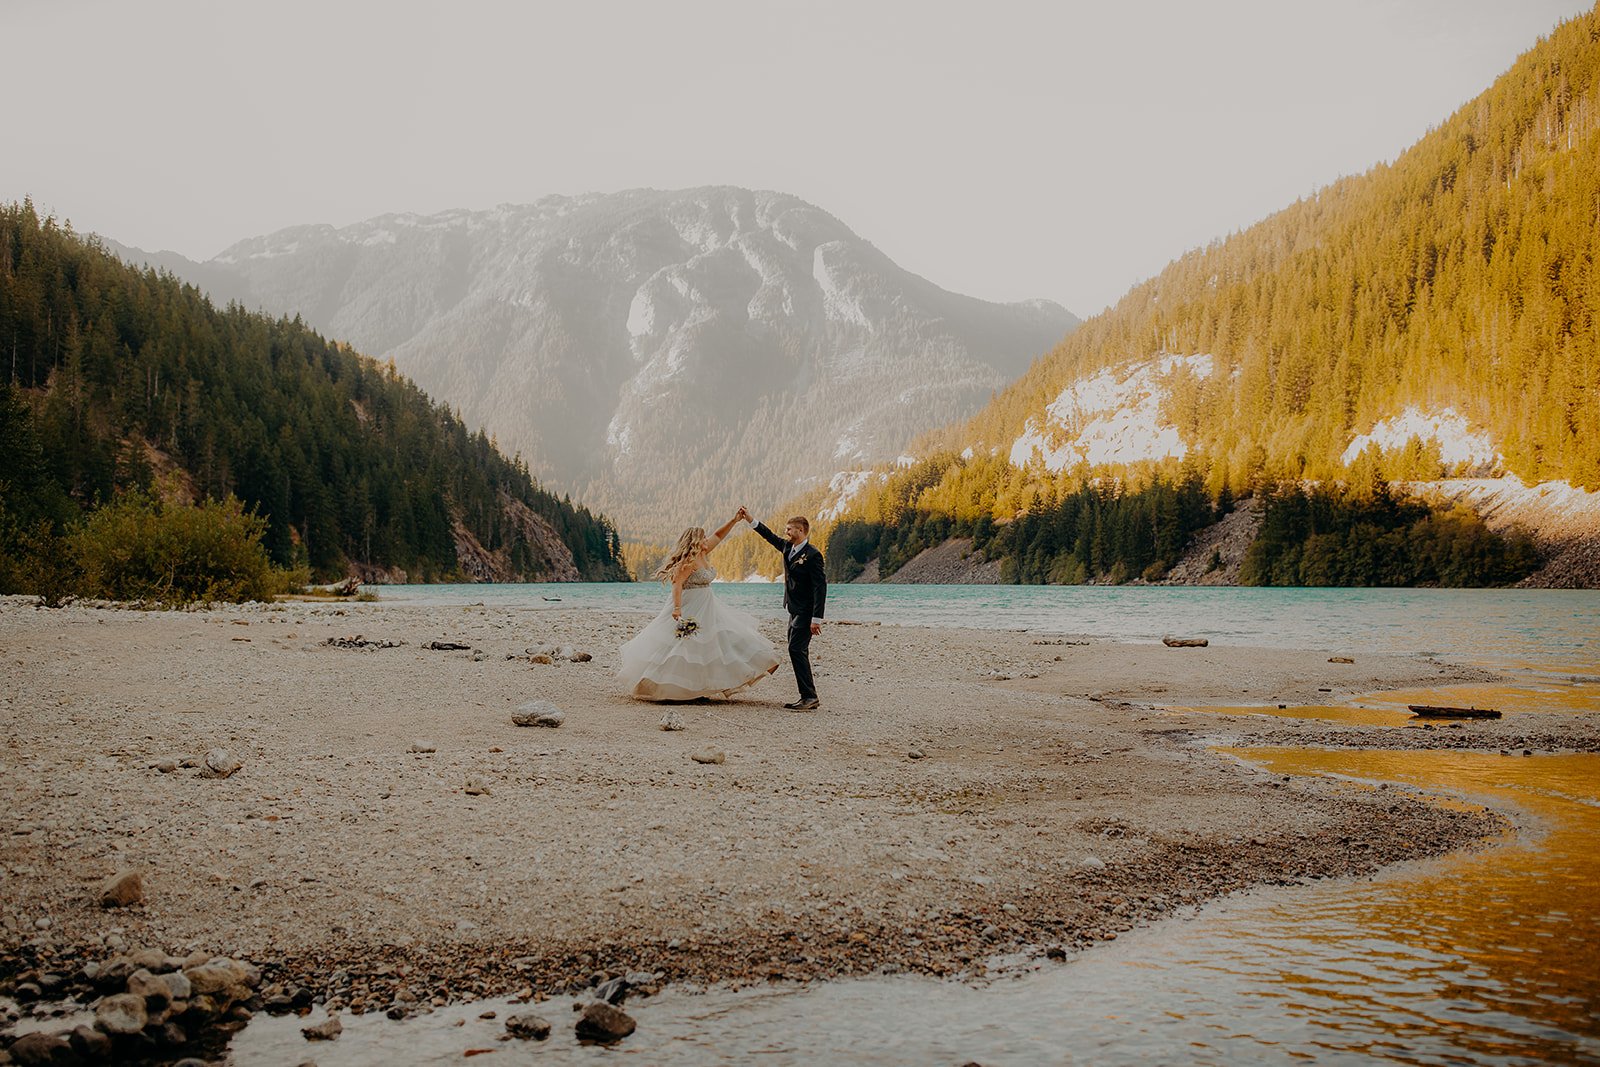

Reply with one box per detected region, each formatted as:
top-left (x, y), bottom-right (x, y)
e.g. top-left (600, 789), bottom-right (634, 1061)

top-left (3, 595), bottom-right (1592, 1015)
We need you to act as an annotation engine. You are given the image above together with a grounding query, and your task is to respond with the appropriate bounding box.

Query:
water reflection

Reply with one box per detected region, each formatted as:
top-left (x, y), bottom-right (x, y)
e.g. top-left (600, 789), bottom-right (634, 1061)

top-left (232, 751), bottom-right (1600, 1065)
top-left (1175, 679), bottom-right (1600, 729)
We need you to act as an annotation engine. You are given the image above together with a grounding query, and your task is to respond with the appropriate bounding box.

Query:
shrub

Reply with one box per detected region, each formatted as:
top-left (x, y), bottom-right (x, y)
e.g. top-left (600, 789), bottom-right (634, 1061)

top-left (72, 494), bottom-right (283, 606)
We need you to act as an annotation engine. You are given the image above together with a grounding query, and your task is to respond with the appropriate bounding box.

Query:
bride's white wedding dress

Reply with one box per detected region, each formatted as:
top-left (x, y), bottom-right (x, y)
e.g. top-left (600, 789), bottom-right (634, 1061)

top-left (617, 563), bottom-right (782, 701)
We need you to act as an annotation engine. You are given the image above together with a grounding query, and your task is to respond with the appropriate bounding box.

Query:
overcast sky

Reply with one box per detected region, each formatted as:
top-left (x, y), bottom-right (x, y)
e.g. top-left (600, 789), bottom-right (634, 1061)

top-left (4, 0), bottom-right (1590, 314)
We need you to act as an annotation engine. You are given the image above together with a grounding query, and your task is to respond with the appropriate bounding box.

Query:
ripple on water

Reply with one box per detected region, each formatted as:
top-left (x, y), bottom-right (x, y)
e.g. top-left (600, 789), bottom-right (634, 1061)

top-left (231, 749), bottom-right (1600, 1066)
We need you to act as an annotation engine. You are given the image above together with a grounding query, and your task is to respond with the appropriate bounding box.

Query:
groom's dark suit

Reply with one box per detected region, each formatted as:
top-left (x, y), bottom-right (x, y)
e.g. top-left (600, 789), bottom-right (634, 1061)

top-left (752, 522), bottom-right (827, 703)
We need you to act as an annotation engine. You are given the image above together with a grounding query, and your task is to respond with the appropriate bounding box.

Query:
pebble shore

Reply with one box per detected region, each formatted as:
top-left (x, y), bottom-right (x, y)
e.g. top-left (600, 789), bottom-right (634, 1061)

top-left (3, 595), bottom-right (1592, 1057)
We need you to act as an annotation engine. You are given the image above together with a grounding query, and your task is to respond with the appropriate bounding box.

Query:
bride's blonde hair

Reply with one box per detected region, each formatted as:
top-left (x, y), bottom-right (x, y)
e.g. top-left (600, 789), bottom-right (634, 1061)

top-left (653, 526), bottom-right (706, 581)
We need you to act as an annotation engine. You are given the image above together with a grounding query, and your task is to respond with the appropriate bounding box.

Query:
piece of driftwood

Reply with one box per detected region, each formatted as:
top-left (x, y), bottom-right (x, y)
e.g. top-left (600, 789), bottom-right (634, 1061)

top-left (1162, 637), bottom-right (1209, 648)
top-left (1408, 704), bottom-right (1501, 719)
top-left (424, 640), bottom-right (472, 651)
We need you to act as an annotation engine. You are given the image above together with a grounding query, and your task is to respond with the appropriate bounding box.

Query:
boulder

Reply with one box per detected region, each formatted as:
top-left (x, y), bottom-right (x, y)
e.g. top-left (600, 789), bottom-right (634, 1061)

top-left (504, 1012), bottom-right (553, 1040)
top-left (574, 1001), bottom-right (636, 1043)
top-left (183, 959), bottom-right (254, 1005)
top-left (512, 701), bottom-right (565, 728)
top-left (95, 991), bottom-right (148, 1035)
top-left (301, 1015), bottom-right (343, 1041)
top-left (98, 870), bottom-right (144, 908)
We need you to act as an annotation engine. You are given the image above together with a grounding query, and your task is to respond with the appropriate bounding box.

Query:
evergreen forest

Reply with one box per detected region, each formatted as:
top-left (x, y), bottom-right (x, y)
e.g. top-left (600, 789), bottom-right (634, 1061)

top-left (0, 201), bottom-right (627, 592)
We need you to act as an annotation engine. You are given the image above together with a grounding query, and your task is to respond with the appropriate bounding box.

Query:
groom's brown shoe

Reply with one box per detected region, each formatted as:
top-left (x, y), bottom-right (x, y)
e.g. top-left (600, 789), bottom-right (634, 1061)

top-left (783, 698), bottom-right (820, 711)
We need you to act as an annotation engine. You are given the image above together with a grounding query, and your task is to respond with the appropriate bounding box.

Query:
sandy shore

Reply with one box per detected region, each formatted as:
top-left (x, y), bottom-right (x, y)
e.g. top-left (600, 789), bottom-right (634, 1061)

top-left (3, 594), bottom-right (1592, 1018)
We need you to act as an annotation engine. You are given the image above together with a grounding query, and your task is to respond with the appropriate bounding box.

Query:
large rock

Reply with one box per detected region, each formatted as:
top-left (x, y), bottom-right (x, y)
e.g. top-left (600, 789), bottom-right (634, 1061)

top-left (301, 1014), bottom-right (343, 1041)
top-left (574, 1001), bottom-right (636, 1043)
top-left (98, 870), bottom-right (144, 907)
top-left (512, 701), bottom-right (565, 728)
top-left (95, 991), bottom-right (148, 1035)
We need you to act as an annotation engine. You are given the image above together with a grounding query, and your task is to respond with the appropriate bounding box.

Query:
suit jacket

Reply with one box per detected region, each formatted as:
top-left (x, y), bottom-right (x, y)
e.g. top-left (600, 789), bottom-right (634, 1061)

top-left (753, 522), bottom-right (827, 620)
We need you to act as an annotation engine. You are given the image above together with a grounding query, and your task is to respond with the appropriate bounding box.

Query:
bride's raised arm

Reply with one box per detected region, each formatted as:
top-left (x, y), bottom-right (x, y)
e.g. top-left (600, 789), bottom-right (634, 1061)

top-left (698, 510), bottom-right (743, 552)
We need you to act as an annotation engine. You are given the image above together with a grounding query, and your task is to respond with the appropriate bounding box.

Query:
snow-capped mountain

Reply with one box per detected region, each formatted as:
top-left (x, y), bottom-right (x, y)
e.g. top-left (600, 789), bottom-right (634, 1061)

top-left (114, 188), bottom-right (1077, 540)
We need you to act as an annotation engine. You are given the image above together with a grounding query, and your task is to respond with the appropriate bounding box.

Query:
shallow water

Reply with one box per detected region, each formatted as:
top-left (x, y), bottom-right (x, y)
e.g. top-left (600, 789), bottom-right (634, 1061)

top-left (1178, 678), bottom-right (1600, 728)
top-left (231, 748), bottom-right (1600, 1066)
top-left (369, 584), bottom-right (1600, 673)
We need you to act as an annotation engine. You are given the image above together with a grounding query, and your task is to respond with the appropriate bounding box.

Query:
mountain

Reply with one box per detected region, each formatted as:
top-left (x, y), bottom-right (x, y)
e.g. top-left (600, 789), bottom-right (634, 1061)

top-left (109, 188), bottom-right (1078, 541)
top-left (0, 200), bottom-right (628, 584)
top-left (931, 11), bottom-right (1600, 493)
top-left (814, 8), bottom-right (1600, 587)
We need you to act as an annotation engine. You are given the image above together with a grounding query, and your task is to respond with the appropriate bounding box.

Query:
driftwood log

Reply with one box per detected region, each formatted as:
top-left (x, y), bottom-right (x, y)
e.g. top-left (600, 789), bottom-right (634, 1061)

top-left (1409, 704), bottom-right (1502, 720)
top-left (1162, 637), bottom-right (1209, 648)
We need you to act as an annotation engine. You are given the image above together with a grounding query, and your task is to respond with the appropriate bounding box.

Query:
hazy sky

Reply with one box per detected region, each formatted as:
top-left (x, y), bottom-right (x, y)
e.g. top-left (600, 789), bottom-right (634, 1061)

top-left (5, 0), bottom-right (1590, 314)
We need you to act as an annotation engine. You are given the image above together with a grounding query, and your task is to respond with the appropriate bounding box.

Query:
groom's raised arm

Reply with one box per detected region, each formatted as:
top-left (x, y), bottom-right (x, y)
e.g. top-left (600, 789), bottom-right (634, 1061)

top-left (750, 518), bottom-right (788, 554)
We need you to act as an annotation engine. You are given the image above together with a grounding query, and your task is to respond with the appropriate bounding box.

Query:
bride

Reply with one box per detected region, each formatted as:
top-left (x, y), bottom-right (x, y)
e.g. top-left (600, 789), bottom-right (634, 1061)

top-left (618, 510), bottom-right (781, 701)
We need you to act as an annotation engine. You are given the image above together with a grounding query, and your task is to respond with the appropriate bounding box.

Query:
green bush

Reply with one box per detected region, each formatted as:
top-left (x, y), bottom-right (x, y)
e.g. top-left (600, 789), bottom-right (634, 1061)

top-left (72, 494), bottom-right (286, 606)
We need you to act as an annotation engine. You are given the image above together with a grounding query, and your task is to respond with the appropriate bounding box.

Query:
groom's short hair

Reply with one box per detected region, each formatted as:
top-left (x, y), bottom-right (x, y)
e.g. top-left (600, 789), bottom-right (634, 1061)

top-left (787, 516), bottom-right (810, 534)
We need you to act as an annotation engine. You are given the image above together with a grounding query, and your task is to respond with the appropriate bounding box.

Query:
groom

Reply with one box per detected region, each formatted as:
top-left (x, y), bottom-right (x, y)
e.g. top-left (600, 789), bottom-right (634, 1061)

top-left (739, 508), bottom-right (826, 710)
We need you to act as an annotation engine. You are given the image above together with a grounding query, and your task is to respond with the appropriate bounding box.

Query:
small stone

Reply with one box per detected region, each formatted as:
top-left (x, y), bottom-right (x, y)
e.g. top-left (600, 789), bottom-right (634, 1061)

top-left (463, 779), bottom-right (491, 796)
top-left (1045, 946), bottom-right (1067, 961)
top-left (504, 1012), bottom-right (553, 1040)
top-left (908, 749), bottom-right (927, 760)
top-left (594, 976), bottom-right (629, 1004)
top-left (574, 1001), bottom-right (636, 1043)
top-left (529, 654), bottom-right (555, 665)
top-left (690, 749), bottom-right (725, 765)
top-left (568, 651), bottom-right (593, 663)
top-left (512, 701), bottom-right (565, 728)
top-left (200, 748), bottom-right (242, 779)
top-left (128, 968), bottom-right (174, 1011)
top-left (8, 1031), bottom-right (73, 1066)
top-left (96, 991), bottom-right (148, 1034)
top-left (302, 1015), bottom-right (343, 1041)
top-left (407, 742), bottom-right (437, 754)
top-left (98, 870), bottom-right (144, 908)
top-left (69, 1025), bottom-right (115, 1059)
top-left (154, 759), bottom-right (178, 774)
top-left (659, 710), bottom-right (685, 732)
top-left (1080, 855), bottom-right (1106, 869)
top-left (1328, 656), bottom-right (1354, 664)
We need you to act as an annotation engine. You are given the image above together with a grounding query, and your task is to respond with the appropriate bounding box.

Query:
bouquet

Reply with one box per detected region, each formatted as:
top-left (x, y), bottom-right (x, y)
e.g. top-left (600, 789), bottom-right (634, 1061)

top-left (674, 617), bottom-right (699, 639)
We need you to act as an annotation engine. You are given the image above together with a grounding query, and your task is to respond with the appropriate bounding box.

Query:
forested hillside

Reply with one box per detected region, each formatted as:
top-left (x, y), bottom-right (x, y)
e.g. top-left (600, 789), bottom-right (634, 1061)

top-left (922, 10), bottom-right (1600, 489)
top-left (0, 201), bottom-right (627, 585)
top-left (814, 10), bottom-right (1598, 588)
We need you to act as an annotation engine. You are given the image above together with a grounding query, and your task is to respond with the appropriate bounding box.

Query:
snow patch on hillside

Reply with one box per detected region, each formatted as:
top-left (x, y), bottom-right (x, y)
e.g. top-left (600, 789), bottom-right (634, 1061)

top-left (1341, 406), bottom-right (1500, 469)
top-left (1009, 353), bottom-right (1215, 471)
top-left (819, 470), bottom-right (883, 522)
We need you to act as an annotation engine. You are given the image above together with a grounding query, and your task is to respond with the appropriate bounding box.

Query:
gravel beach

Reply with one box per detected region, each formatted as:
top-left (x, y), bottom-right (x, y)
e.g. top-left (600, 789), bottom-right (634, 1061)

top-left (4, 594), bottom-right (1588, 1024)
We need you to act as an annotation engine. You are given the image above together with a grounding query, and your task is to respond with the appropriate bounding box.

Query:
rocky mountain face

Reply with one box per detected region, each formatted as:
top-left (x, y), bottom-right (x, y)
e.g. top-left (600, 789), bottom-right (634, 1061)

top-left (111, 189), bottom-right (1077, 541)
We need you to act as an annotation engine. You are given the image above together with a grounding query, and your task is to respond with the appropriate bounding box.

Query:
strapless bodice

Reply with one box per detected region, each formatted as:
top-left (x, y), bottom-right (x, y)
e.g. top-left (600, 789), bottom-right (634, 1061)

top-left (684, 565), bottom-right (716, 589)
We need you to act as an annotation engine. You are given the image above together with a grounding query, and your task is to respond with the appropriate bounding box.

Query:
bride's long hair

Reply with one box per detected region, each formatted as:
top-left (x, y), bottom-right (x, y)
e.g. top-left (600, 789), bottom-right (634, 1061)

top-left (653, 527), bottom-right (706, 582)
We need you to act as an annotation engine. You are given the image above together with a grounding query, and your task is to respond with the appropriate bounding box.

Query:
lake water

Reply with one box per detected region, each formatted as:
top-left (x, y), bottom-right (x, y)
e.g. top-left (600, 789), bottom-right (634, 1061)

top-left (373, 584), bottom-right (1600, 673)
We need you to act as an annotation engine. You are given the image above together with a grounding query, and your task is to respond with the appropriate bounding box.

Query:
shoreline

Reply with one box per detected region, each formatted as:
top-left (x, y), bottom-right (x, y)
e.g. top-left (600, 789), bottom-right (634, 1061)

top-left (3, 597), bottom-right (1595, 1032)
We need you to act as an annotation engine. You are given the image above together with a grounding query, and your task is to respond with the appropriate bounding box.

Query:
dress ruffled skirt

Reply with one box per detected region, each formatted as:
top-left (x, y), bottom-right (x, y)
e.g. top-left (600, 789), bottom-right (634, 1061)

top-left (617, 587), bottom-right (782, 701)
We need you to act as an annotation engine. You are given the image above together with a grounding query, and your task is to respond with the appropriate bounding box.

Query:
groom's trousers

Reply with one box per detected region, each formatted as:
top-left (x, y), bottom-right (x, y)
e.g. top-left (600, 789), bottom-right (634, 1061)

top-left (788, 614), bottom-right (817, 701)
